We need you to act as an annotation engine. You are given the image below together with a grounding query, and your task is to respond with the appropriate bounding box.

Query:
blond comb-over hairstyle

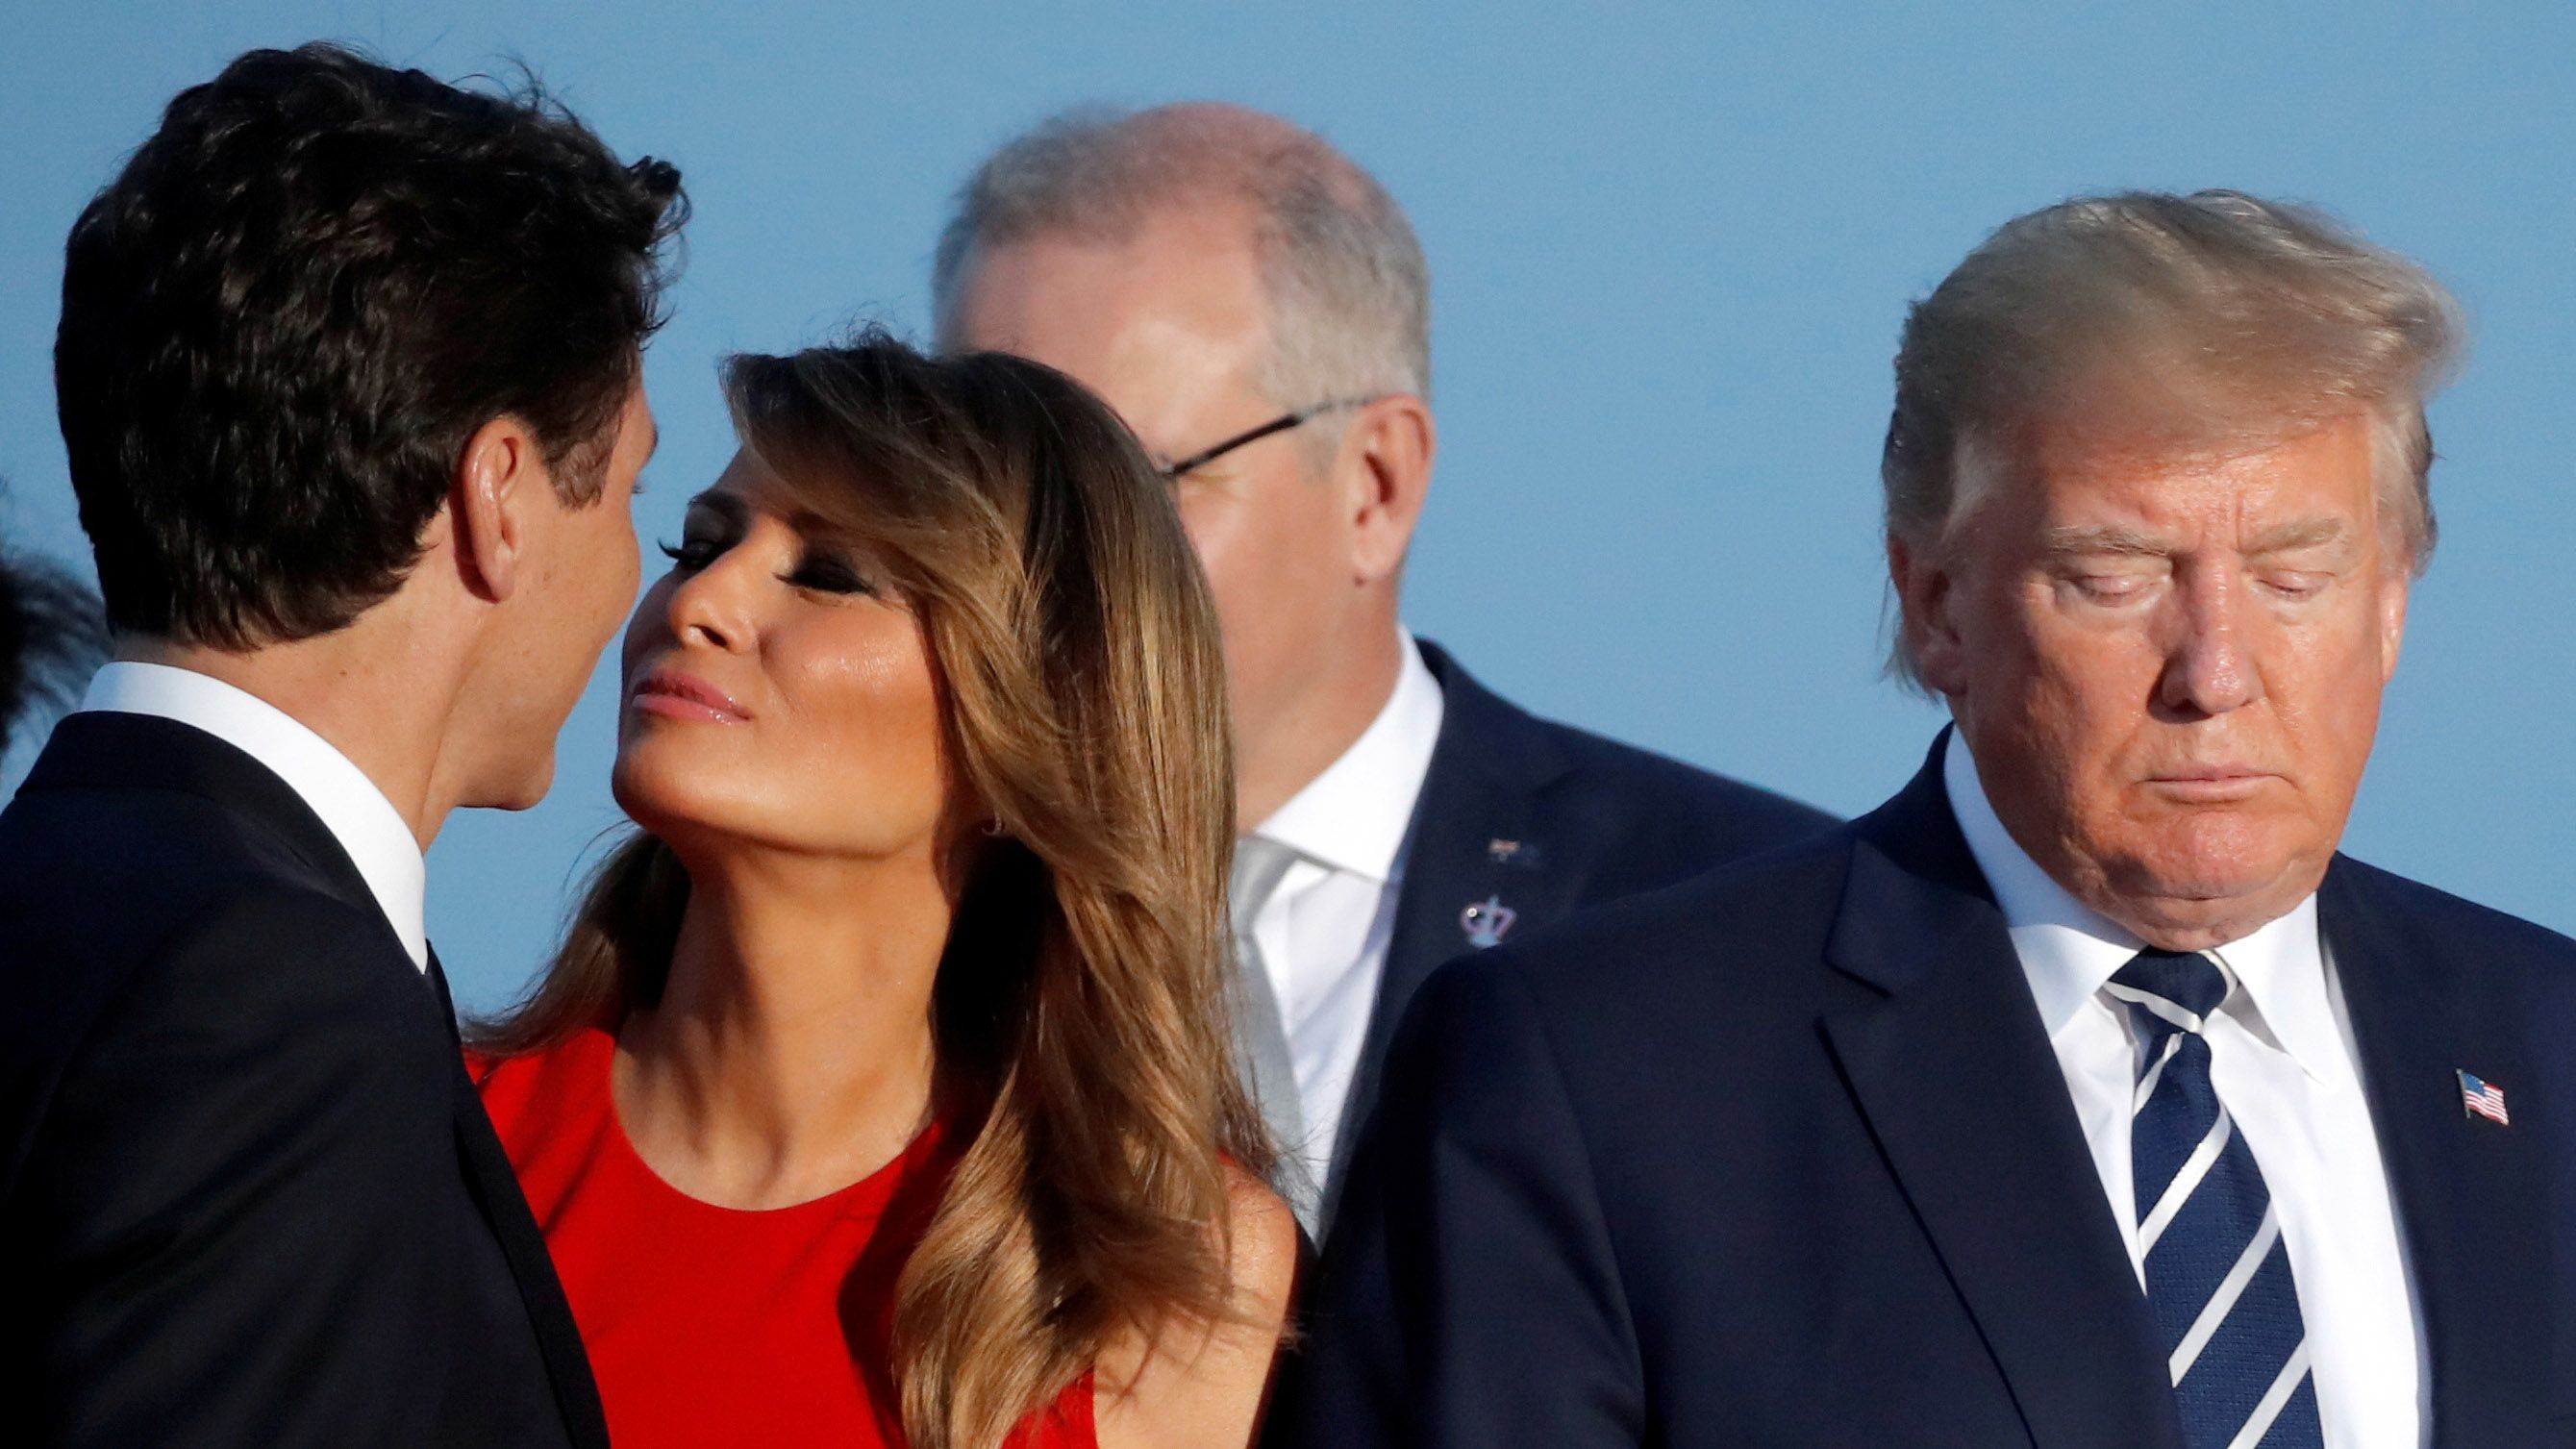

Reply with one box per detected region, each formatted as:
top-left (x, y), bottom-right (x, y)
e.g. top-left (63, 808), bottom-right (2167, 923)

top-left (1882, 188), bottom-right (2464, 691)
top-left (476, 330), bottom-right (1273, 1448)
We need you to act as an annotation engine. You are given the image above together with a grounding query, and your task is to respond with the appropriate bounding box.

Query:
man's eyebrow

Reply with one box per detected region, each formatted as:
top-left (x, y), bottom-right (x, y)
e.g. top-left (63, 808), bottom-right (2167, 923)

top-left (2243, 517), bottom-right (2348, 554)
top-left (2041, 525), bottom-right (2168, 558)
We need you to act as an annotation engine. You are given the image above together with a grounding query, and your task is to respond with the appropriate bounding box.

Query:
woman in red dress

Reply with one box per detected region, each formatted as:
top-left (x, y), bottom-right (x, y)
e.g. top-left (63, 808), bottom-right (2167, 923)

top-left (471, 334), bottom-right (1295, 1449)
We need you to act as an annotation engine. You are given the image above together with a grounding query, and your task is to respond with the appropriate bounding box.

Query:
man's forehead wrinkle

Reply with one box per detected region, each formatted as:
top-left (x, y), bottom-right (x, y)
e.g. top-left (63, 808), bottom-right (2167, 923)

top-left (1080, 264), bottom-right (1272, 413)
top-left (2242, 516), bottom-right (2349, 554)
top-left (2024, 397), bottom-right (2341, 467)
top-left (2042, 523), bottom-right (2169, 557)
top-left (2022, 454), bottom-right (2369, 573)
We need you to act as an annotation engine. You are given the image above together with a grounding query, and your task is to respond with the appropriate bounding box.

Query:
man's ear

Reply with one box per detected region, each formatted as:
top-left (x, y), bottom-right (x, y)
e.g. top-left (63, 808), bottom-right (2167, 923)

top-left (1343, 395), bottom-right (1436, 584)
top-left (2378, 562), bottom-right (2411, 685)
top-left (1888, 533), bottom-right (1968, 696)
top-left (451, 415), bottom-right (542, 604)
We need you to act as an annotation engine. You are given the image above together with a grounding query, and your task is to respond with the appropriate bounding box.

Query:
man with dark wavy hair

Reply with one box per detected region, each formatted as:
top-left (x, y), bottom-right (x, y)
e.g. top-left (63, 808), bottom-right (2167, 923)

top-left (0, 43), bottom-right (682, 1447)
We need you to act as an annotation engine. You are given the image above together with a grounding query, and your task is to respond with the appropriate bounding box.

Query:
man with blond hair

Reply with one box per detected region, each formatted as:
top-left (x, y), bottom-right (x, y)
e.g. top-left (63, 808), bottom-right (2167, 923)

top-left (1274, 191), bottom-right (2576, 1447)
top-left (935, 104), bottom-right (1830, 1237)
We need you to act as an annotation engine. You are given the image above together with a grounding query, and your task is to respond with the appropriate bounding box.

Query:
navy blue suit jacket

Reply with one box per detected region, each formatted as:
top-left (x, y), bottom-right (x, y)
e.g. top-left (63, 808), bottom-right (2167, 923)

top-left (1317, 640), bottom-right (1835, 1220)
top-left (0, 713), bottom-right (608, 1447)
top-left (1271, 735), bottom-right (2576, 1446)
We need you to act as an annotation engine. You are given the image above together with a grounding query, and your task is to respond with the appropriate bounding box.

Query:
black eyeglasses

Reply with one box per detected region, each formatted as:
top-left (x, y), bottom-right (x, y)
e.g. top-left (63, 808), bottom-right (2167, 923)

top-left (1158, 395), bottom-right (1387, 480)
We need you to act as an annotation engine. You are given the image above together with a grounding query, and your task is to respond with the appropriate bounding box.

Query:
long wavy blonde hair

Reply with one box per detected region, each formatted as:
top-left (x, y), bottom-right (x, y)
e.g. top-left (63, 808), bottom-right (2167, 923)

top-left (474, 331), bottom-right (1273, 1448)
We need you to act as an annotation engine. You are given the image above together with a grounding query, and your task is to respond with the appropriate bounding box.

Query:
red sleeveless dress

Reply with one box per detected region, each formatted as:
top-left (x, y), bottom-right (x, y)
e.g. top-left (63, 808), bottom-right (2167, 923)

top-left (474, 1026), bottom-right (1093, 1448)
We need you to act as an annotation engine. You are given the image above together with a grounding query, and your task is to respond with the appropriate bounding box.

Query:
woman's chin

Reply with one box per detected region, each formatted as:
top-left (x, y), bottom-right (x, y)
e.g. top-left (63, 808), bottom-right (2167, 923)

top-left (610, 760), bottom-right (729, 843)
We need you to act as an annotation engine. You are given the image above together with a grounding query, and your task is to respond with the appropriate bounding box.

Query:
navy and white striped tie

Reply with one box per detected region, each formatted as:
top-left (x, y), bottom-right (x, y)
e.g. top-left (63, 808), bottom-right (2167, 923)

top-left (2107, 949), bottom-right (2323, 1449)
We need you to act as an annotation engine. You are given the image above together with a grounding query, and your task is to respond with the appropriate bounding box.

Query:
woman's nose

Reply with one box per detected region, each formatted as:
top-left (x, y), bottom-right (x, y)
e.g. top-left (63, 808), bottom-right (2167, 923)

top-left (663, 549), bottom-right (759, 653)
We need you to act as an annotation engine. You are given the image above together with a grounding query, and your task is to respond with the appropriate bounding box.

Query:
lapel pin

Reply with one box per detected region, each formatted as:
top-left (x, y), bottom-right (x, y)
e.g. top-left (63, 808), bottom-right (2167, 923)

top-left (1487, 837), bottom-right (1545, 869)
top-left (2458, 1069), bottom-right (2511, 1126)
top-left (1461, 895), bottom-right (1518, 949)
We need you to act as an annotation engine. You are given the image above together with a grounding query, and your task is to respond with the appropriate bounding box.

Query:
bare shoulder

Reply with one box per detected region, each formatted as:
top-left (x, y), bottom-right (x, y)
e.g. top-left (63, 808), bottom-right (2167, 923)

top-left (1091, 1167), bottom-right (1300, 1449)
top-left (1217, 1165), bottom-right (1300, 1319)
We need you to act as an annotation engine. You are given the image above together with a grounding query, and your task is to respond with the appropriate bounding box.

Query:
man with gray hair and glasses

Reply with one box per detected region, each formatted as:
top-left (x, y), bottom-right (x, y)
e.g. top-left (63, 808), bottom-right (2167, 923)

top-left (1272, 190), bottom-right (2576, 1447)
top-left (935, 104), bottom-right (1831, 1238)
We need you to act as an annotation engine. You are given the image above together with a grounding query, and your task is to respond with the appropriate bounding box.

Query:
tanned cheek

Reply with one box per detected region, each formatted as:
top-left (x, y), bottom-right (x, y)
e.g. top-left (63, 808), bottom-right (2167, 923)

top-left (2282, 618), bottom-right (2365, 736)
top-left (2025, 648), bottom-right (2125, 845)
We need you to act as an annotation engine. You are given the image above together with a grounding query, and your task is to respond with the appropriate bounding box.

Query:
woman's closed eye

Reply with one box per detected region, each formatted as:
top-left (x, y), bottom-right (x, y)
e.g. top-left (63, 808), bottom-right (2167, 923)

top-left (784, 551), bottom-right (877, 597)
top-left (657, 500), bottom-right (878, 597)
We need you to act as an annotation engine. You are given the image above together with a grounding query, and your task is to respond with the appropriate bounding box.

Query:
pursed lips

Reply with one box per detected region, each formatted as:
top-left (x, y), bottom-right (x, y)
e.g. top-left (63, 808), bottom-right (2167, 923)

top-left (628, 666), bottom-right (750, 724)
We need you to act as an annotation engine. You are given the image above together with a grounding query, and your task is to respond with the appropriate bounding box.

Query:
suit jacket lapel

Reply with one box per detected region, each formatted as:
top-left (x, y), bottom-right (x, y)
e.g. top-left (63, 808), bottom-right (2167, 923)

top-left (429, 955), bottom-right (613, 1449)
top-left (1325, 644), bottom-right (1583, 1220)
top-left (1374, 659), bottom-right (1582, 1023)
top-left (2321, 862), bottom-right (2554, 1443)
top-left (33, 713), bottom-right (610, 1445)
top-left (1819, 738), bottom-right (2182, 1449)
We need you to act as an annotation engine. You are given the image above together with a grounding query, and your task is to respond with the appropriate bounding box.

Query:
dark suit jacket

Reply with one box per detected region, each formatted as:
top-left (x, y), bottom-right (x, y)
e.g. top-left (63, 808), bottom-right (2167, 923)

top-left (1272, 734), bottom-right (2576, 1446)
top-left (1314, 641), bottom-right (1836, 1222)
top-left (0, 712), bottom-right (608, 1448)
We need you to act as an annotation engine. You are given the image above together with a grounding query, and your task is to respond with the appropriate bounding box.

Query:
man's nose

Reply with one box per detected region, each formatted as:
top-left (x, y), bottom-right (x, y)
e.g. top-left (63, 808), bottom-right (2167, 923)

top-left (2158, 564), bottom-right (2263, 717)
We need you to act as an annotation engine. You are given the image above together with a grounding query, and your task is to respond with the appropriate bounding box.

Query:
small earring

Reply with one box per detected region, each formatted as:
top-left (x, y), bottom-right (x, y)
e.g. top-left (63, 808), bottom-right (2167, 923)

top-left (981, 818), bottom-right (1008, 837)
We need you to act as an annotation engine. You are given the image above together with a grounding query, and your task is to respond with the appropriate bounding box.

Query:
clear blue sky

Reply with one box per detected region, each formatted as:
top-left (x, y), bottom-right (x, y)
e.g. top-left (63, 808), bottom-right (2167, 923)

top-left (6, 3), bottom-right (2572, 1010)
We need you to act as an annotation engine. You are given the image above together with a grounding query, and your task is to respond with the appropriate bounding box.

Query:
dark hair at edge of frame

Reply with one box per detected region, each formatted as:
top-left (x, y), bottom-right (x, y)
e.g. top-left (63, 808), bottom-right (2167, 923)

top-left (54, 41), bottom-right (688, 651)
top-left (0, 552), bottom-right (108, 757)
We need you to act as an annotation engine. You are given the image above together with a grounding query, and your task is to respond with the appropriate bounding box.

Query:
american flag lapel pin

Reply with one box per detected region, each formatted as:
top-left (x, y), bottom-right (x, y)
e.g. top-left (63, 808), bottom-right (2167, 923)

top-left (2458, 1069), bottom-right (2511, 1126)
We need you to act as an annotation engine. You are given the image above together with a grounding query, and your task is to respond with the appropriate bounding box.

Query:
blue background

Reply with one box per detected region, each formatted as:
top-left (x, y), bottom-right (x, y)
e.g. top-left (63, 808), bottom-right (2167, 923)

top-left (5, 3), bottom-right (2570, 1010)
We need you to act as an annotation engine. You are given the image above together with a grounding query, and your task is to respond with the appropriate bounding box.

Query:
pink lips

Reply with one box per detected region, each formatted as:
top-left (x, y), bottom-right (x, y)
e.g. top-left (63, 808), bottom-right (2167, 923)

top-left (629, 667), bottom-right (748, 724)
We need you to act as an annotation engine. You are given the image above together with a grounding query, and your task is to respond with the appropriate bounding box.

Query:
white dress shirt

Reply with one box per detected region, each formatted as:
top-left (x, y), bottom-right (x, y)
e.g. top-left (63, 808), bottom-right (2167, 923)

top-left (82, 661), bottom-right (429, 970)
top-left (1235, 631), bottom-right (1445, 1206)
top-left (1942, 734), bottom-right (2427, 1446)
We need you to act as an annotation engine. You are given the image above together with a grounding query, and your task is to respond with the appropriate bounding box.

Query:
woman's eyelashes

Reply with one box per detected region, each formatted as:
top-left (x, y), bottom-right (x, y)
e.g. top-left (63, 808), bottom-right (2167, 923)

top-left (656, 532), bottom-right (876, 598)
top-left (784, 551), bottom-right (876, 596)
top-left (658, 534), bottom-right (723, 570)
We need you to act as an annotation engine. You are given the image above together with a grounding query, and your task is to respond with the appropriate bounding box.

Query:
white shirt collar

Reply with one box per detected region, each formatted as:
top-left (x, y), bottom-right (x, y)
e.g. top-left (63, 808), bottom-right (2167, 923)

top-left (1251, 630), bottom-right (1446, 883)
top-left (1941, 730), bottom-right (2345, 1086)
top-left (82, 661), bottom-right (429, 969)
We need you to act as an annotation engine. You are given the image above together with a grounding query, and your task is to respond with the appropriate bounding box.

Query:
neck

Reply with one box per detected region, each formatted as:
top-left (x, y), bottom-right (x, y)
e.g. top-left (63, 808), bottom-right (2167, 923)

top-left (1237, 602), bottom-right (1407, 829)
top-left (615, 843), bottom-right (952, 1210)
top-left (127, 616), bottom-right (467, 851)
